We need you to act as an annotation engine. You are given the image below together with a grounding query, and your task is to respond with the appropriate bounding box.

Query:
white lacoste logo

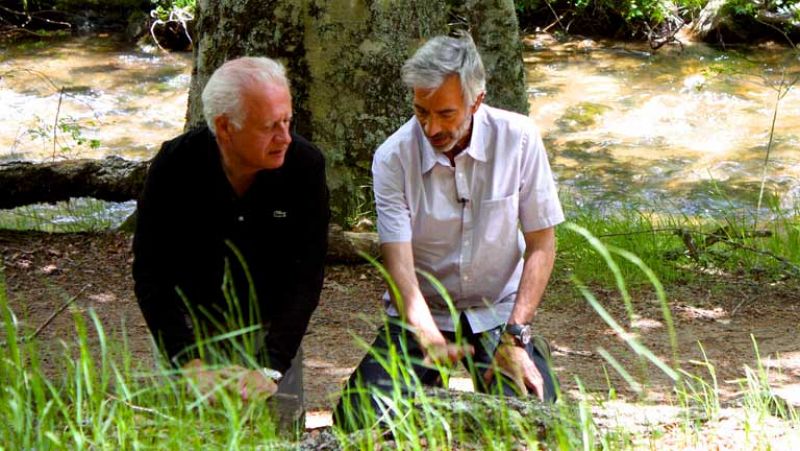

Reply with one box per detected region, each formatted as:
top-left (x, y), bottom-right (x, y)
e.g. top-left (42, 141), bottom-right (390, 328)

top-left (273, 210), bottom-right (287, 218)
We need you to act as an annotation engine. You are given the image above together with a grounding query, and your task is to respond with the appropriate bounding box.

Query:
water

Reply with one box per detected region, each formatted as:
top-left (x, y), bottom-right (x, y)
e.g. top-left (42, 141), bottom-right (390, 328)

top-left (0, 34), bottom-right (190, 163)
top-left (526, 37), bottom-right (800, 216)
top-left (1, 34), bottom-right (799, 228)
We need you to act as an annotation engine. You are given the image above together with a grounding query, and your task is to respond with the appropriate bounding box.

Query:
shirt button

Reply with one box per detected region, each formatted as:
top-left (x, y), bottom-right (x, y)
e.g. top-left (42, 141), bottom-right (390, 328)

top-left (237, 215), bottom-right (244, 222)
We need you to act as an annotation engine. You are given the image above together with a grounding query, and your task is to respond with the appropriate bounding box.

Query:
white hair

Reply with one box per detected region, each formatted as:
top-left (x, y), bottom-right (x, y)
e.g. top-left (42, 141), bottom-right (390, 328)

top-left (401, 32), bottom-right (486, 106)
top-left (201, 56), bottom-right (290, 135)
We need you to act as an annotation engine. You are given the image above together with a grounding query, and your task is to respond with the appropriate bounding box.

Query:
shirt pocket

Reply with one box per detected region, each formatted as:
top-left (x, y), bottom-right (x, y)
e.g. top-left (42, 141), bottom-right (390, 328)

top-left (472, 193), bottom-right (522, 298)
top-left (476, 193), bottom-right (519, 249)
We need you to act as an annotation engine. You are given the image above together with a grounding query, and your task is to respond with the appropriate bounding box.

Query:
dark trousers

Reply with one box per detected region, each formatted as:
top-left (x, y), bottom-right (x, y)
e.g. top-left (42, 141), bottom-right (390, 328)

top-left (276, 346), bottom-right (303, 403)
top-left (334, 316), bottom-right (557, 431)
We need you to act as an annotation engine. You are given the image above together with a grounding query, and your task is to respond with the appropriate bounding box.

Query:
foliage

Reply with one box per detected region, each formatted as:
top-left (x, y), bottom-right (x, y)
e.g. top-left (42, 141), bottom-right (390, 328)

top-left (725, 0), bottom-right (800, 21)
top-left (149, 0), bottom-right (195, 22)
top-left (52, 0), bottom-right (148, 10)
top-left (723, 0), bottom-right (800, 35)
top-left (24, 114), bottom-right (101, 158)
top-left (516, 0), bottom-right (800, 42)
top-left (515, 0), bottom-right (707, 36)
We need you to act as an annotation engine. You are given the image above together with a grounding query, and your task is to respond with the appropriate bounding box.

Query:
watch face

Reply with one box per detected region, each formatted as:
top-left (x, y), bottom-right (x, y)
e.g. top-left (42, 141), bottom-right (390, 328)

top-left (520, 326), bottom-right (531, 345)
top-left (507, 324), bottom-right (532, 346)
top-left (519, 327), bottom-right (531, 345)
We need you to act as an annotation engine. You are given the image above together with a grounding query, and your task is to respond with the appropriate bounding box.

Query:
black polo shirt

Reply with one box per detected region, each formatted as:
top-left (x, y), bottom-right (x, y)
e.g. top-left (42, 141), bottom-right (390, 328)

top-left (132, 126), bottom-right (329, 373)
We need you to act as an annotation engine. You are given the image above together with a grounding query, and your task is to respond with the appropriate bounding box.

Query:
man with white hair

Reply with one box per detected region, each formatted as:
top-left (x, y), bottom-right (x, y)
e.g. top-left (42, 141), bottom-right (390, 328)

top-left (133, 56), bottom-right (329, 405)
top-left (335, 33), bottom-right (563, 429)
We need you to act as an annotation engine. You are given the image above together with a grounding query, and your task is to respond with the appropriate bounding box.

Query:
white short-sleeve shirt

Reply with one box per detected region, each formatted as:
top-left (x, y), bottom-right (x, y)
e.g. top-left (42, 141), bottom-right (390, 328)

top-left (372, 104), bottom-right (564, 332)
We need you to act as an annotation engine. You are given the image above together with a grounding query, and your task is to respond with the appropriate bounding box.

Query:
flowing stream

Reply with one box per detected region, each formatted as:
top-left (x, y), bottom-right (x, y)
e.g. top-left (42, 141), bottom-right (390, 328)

top-left (1, 34), bottom-right (798, 227)
top-left (526, 36), bottom-right (800, 216)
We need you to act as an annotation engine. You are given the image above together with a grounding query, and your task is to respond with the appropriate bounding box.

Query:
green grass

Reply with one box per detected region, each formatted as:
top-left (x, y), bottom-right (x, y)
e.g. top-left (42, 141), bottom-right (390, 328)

top-left (0, 281), bottom-right (288, 448)
top-left (556, 194), bottom-right (800, 290)
top-left (0, 198), bottom-right (135, 232)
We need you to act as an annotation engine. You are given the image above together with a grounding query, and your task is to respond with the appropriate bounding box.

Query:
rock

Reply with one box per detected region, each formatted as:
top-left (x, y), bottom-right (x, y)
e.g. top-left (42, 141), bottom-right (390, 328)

top-left (556, 102), bottom-right (611, 132)
top-left (125, 10), bottom-right (149, 42)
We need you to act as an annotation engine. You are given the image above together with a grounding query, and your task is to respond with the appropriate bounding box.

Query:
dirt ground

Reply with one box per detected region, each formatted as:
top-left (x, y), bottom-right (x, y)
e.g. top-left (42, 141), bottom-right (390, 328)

top-left (2, 230), bottom-right (799, 442)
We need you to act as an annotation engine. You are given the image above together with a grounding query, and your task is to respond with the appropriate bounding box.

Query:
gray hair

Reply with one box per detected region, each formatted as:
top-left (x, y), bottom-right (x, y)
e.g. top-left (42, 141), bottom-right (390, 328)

top-left (401, 32), bottom-right (486, 106)
top-left (202, 56), bottom-right (290, 135)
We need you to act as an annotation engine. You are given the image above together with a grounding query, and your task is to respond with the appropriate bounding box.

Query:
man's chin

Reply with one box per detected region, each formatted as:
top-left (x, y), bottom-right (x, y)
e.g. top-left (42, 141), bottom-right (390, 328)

top-left (429, 140), bottom-right (455, 153)
top-left (260, 153), bottom-right (286, 170)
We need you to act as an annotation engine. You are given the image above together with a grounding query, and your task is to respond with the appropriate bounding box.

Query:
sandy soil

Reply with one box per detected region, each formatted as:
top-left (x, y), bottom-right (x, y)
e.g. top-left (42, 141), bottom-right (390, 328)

top-left (2, 230), bottom-right (798, 444)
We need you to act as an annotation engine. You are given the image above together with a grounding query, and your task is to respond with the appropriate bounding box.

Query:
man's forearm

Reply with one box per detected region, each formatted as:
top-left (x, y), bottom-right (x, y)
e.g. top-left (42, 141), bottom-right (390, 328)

top-left (381, 242), bottom-right (441, 342)
top-left (134, 284), bottom-right (197, 364)
top-left (508, 227), bottom-right (556, 325)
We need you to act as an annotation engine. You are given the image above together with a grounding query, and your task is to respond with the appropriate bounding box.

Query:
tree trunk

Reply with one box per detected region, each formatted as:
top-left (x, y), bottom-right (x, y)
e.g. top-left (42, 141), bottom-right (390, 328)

top-left (682, 0), bottom-right (727, 41)
top-left (187, 0), bottom-right (527, 224)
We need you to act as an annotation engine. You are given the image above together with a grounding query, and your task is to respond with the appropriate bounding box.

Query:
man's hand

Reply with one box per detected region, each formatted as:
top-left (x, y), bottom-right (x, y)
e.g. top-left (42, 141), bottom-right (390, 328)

top-left (417, 328), bottom-right (474, 367)
top-left (483, 343), bottom-right (544, 400)
top-left (181, 359), bottom-right (279, 404)
top-left (236, 367), bottom-right (279, 402)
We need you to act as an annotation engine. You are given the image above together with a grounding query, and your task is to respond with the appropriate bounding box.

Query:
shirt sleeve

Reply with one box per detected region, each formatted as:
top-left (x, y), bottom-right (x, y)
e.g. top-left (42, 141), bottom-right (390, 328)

top-left (132, 142), bottom-right (198, 367)
top-left (373, 149), bottom-right (412, 243)
top-left (518, 125), bottom-right (565, 233)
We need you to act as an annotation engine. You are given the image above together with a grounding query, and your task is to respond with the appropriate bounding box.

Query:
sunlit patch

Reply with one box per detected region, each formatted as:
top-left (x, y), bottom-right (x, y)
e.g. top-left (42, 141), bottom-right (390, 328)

top-left (88, 292), bottom-right (116, 304)
top-left (38, 264), bottom-right (59, 275)
top-left (630, 316), bottom-right (663, 331)
top-left (305, 410), bottom-right (333, 429)
top-left (674, 304), bottom-right (729, 322)
top-left (448, 376), bottom-right (474, 392)
top-left (304, 358), bottom-right (355, 378)
top-left (762, 352), bottom-right (800, 378)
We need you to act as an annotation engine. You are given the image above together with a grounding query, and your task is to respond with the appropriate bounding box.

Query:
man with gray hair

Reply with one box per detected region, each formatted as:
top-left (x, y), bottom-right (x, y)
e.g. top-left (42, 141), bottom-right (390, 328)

top-left (335, 33), bottom-right (563, 429)
top-left (133, 56), bottom-right (329, 406)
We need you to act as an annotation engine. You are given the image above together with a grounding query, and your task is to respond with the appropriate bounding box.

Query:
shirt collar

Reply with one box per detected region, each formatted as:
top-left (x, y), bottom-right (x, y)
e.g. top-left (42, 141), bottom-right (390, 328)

top-left (418, 104), bottom-right (488, 174)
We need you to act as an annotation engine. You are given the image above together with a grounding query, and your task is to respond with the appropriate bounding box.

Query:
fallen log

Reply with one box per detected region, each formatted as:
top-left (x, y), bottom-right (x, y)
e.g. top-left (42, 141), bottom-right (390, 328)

top-left (326, 224), bottom-right (379, 264)
top-left (0, 157), bottom-right (380, 263)
top-left (0, 156), bottom-right (148, 209)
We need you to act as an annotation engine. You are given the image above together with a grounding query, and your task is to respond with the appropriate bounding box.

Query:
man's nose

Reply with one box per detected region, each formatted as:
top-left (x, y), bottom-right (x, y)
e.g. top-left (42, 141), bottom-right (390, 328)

top-left (423, 116), bottom-right (441, 137)
top-left (275, 121), bottom-right (292, 144)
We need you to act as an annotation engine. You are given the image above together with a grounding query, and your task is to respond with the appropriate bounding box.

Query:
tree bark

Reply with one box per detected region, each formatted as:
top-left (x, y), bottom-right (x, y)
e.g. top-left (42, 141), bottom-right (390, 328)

top-left (682, 0), bottom-right (727, 41)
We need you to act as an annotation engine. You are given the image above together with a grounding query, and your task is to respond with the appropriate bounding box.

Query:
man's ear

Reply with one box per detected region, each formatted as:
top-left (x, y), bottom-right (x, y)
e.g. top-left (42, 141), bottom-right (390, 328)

top-left (471, 92), bottom-right (486, 114)
top-left (215, 115), bottom-right (230, 142)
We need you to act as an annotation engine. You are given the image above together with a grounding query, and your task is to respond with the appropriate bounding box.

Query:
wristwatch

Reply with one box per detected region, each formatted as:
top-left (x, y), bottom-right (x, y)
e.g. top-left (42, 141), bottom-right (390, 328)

top-left (503, 324), bottom-right (531, 347)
